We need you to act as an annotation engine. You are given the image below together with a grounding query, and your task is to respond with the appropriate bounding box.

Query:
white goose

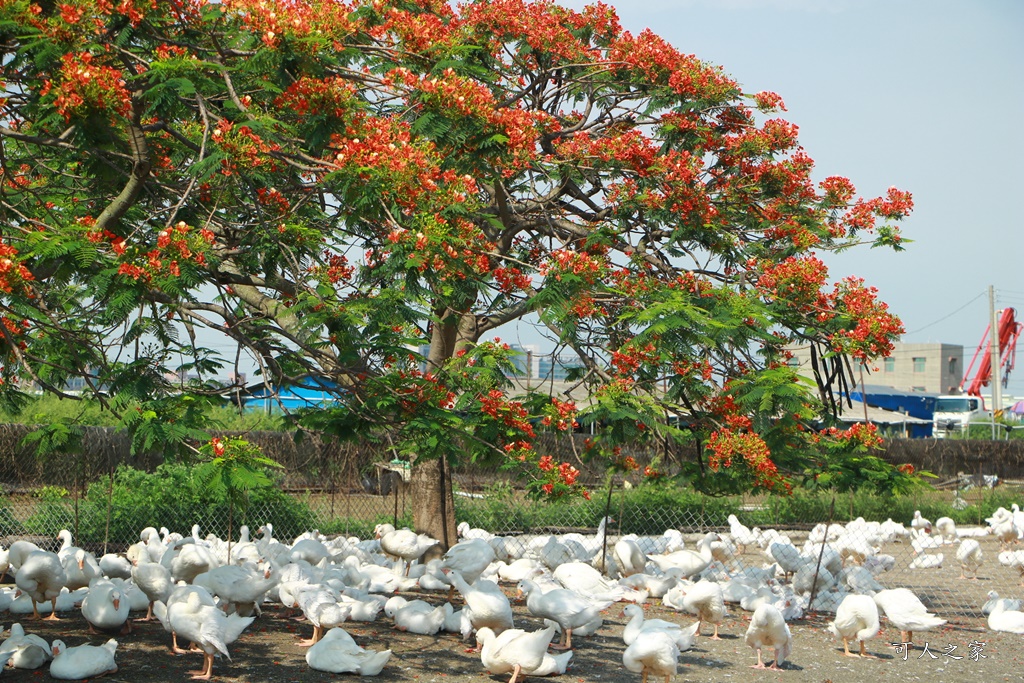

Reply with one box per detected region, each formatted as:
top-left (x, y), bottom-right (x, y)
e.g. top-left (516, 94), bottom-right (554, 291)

top-left (374, 524), bottom-right (439, 572)
top-left (81, 578), bottom-right (130, 634)
top-left (55, 530), bottom-right (82, 565)
top-left (745, 603), bottom-right (792, 670)
top-left (445, 570), bottom-right (514, 640)
top-left (0, 622), bottom-right (51, 669)
top-left (193, 562), bottom-right (278, 617)
top-left (981, 590), bottom-right (1023, 616)
top-left (621, 629), bottom-right (679, 683)
top-left (306, 626), bottom-right (392, 676)
top-left (518, 579), bottom-right (613, 649)
top-left (385, 596), bottom-right (448, 635)
top-left (987, 599), bottom-right (1024, 634)
top-left (910, 510), bottom-right (932, 535)
top-left (620, 603), bottom-right (698, 651)
top-left (613, 539), bottom-right (648, 578)
top-left (476, 624), bottom-right (559, 683)
top-left (669, 580), bottom-right (726, 639)
top-left (829, 594), bottom-right (879, 658)
top-left (14, 550), bottom-right (67, 621)
top-left (956, 539), bottom-right (983, 579)
top-left (127, 542), bottom-right (172, 621)
top-left (62, 549), bottom-right (102, 592)
top-left (648, 533), bottom-right (718, 579)
top-left (728, 514), bottom-right (760, 552)
top-left (167, 590), bottom-right (254, 679)
top-left (441, 538), bottom-right (497, 586)
top-left (299, 588), bottom-right (353, 645)
top-left (49, 639), bottom-right (118, 680)
top-left (872, 588), bottom-right (946, 643)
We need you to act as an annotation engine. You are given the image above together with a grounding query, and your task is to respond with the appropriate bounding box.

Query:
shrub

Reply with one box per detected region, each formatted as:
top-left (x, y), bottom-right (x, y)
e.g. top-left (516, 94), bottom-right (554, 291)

top-left (24, 463), bottom-right (318, 547)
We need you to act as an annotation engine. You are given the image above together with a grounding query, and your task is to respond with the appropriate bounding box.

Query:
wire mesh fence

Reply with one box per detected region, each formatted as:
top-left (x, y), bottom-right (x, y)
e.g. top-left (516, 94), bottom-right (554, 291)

top-left (0, 423), bottom-right (1022, 621)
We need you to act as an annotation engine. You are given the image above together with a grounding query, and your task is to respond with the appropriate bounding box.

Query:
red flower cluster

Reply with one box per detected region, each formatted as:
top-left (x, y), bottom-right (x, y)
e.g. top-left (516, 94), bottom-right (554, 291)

top-left (0, 242), bottom-right (34, 294)
top-left (479, 389), bottom-right (535, 438)
top-left (276, 76), bottom-right (359, 119)
top-left (813, 421), bottom-right (883, 450)
top-left (311, 252), bottom-right (355, 285)
top-left (211, 120), bottom-right (281, 176)
top-left (113, 221), bottom-right (215, 283)
top-left (643, 465), bottom-right (665, 480)
top-left (755, 255), bottom-right (830, 314)
top-left (839, 187), bottom-right (914, 234)
top-left (390, 367), bottom-right (457, 414)
top-left (40, 52), bottom-right (131, 123)
top-left (539, 249), bottom-right (608, 283)
top-left (461, 0), bottom-right (598, 64)
top-left (376, 5), bottom-right (458, 54)
top-left (608, 28), bottom-right (736, 100)
top-left (611, 342), bottom-right (660, 376)
top-left (706, 428), bottom-right (783, 489)
top-left (555, 129), bottom-right (659, 176)
top-left (828, 277), bottom-right (904, 360)
top-left (705, 391), bottom-right (753, 431)
top-left (539, 397), bottom-right (578, 432)
top-left (753, 91), bottom-right (787, 112)
top-left (492, 266), bottom-right (532, 294)
top-left (615, 454), bottom-right (640, 472)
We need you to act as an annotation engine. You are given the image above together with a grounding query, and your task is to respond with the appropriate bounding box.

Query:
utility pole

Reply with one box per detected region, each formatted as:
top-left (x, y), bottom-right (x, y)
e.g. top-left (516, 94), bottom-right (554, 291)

top-left (989, 285), bottom-right (1002, 438)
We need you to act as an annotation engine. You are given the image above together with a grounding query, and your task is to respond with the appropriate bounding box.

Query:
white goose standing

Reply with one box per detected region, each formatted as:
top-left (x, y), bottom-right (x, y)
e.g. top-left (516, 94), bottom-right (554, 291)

top-left (518, 579), bottom-right (612, 650)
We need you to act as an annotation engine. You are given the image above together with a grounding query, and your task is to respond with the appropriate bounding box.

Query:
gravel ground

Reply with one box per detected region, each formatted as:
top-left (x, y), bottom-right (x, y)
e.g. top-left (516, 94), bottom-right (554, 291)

top-left (3, 526), bottom-right (1022, 683)
top-left (2, 582), bottom-right (1022, 683)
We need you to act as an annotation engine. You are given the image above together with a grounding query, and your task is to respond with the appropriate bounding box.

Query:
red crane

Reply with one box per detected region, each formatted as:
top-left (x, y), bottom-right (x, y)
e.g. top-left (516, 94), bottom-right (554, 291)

top-left (960, 307), bottom-right (1023, 402)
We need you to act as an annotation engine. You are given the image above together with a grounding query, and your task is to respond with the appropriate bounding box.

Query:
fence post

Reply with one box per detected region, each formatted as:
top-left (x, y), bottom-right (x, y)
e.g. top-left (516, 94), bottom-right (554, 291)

top-left (807, 492), bottom-right (836, 613)
top-left (103, 466), bottom-right (114, 555)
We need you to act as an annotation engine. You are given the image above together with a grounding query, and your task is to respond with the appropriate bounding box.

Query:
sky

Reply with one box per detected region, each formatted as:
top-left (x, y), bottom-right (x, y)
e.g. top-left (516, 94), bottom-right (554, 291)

top-left (541, 0), bottom-right (1024, 397)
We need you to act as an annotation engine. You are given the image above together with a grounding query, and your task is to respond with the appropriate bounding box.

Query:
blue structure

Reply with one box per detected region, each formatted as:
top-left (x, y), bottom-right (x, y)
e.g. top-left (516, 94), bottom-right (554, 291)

top-left (848, 384), bottom-right (937, 437)
top-left (239, 377), bottom-right (345, 413)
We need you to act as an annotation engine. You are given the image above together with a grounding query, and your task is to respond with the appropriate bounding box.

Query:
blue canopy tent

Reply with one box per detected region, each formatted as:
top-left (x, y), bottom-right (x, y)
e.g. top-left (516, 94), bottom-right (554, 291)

top-left (847, 385), bottom-right (938, 437)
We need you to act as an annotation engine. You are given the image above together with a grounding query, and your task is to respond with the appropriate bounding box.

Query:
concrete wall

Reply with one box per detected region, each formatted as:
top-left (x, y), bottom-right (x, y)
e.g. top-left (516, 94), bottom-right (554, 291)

top-left (788, 342), bottom-right (964, 394)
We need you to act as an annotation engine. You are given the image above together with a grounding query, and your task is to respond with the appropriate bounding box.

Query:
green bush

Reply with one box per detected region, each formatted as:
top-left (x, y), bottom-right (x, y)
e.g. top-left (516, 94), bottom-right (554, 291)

top-left (0, 496), bottom-right (26, 537)
top-left (23, 463), bottom-right (318, 546)
top-left (452, 480), bottom-right (1024, 536)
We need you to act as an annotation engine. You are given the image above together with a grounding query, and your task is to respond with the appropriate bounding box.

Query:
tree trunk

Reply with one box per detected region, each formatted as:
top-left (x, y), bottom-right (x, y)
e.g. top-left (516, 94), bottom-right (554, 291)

top-left (411, 454), bottom-right (458, 554)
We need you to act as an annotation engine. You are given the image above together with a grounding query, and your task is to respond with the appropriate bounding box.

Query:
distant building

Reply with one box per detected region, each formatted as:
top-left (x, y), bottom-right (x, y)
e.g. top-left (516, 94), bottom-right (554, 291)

top-left (788, 342), bottom-right (964, 395)
top-left (507, 345), bottom-right (584, 381)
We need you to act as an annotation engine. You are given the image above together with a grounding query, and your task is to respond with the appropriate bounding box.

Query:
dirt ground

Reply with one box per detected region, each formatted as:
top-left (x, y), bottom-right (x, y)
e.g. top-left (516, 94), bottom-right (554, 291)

top-left (2, 580), bottom-right (1022, 683)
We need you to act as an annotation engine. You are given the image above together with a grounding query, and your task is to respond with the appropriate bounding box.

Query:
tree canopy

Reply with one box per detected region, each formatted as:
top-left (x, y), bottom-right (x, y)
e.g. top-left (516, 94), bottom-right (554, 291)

top-left (0, 0), bottom-right (915, 523)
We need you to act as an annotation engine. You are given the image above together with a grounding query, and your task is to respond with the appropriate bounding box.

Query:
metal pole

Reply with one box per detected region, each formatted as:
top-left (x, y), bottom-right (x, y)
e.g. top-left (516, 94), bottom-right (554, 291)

top-left (859, 364), bottom-right (870, 424)
top-left (989, 286), bottom-right (1001, 439)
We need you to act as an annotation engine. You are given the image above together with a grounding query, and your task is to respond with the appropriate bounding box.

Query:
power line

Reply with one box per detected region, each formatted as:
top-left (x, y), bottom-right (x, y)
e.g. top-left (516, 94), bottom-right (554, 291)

top-left (904, 290), bottom-right (987, 335)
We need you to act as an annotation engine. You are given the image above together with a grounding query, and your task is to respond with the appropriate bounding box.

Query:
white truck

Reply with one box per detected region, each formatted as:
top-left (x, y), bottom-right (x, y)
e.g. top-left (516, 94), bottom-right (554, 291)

top-left (932, 395), bottom-right (991, 438)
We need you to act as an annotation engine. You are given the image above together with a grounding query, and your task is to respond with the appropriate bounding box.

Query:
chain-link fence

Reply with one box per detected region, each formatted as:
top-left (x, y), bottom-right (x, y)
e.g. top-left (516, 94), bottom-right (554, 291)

top-left (1, 423), bottom-right (1022, 620)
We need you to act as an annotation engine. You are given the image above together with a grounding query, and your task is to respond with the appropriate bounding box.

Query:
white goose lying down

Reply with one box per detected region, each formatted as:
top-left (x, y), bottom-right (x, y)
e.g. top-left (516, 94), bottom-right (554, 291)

top-left (49, 639), bottom-right (118, 680)
top-left (0, 623), bottom-right (51, 670)
top-left (306, 627), bottom-right (392, 676)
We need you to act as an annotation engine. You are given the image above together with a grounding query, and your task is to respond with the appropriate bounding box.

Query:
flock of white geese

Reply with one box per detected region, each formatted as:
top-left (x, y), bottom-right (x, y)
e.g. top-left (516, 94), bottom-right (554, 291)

top-left (0, 505), bottom-right (1021, 681)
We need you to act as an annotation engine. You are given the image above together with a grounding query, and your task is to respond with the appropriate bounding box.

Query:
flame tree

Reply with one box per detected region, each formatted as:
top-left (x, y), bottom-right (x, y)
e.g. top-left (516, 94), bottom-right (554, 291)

top-left (0, 0), bottom-right (912, 546)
